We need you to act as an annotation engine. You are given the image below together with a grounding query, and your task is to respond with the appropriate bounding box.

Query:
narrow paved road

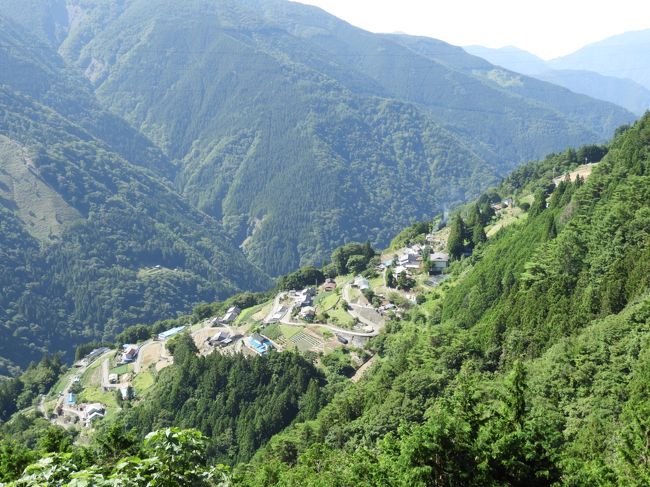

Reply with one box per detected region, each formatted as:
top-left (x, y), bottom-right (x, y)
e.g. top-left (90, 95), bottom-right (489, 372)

top-left (261, 286), bottom-right (382, 338)
top-left (280, 314), bottom-right (379, 337)
top-left (133, 340), bottom-right (152, 374)
top-left (100, 358), bottom-right (122, 390)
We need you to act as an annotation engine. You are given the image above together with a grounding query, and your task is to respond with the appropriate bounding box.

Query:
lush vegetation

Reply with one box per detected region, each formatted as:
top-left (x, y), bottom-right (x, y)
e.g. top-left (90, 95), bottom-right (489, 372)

top-left (0, 0), bottom-right (636, 369)
top-left (0, 1), bottom-right (648, 484)
top-left (2, 426), bottom-right (233, 486)
top-left (122, 334), bottom-right (326, 464)
top-left (0, 355), bottom-right (66, 422)
top-left (2, 114), bottom-right (649, 485)
top-left (0, 0), bottom-right (633, 277)
top-left (0, 16), bottom-right (270, 374)
top-left (227, 114), bottom-right (649, 484)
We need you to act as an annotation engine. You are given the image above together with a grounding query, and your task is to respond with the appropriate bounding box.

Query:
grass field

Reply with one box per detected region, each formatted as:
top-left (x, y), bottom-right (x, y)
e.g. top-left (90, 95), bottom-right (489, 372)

top-left (80, 358), bottom-right (104, 387)
top-left (279, 324), bottom-right (301, 339)
top-left (316, 290), bottom-right (340, 310)
top-left (369, 275), bottom-right (384, 289)
top-left (109, 364), bottom-right (132, 376)
top-left (133, 370), bottom-right (155, 395)
top-left (261, 323), bottom-right (282, 340)
top-left (335, 274), bottom-right (353, 286)
top-left (348, 287), bottom-right (362, 301)
top-left (487, 206), bottom-right (528, 237)
top-left (236, 302), bottom-right (266, 324)
top-left (326, 305), bottom-right (355, 327)
top-left (51, 372), bottom-right (73, 396)
top-left (78, 386), bottom-right (118, 409)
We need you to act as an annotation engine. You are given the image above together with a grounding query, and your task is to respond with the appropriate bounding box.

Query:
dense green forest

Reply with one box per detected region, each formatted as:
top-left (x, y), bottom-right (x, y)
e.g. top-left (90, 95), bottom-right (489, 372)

top-left (122, 334), bottom-right (326, 464)
top-left (0, 15), bottom-right (270, 374)
top-left (1, 111), bottom-right (648, 486)
top-left (230, 113), bottom-right (650, 485)
top-left (0, 0), bottom-right (634, 275)
top-left (0, 1), bottom-right (648, 483)
top-left (0, 0), bottom-right (637, 367)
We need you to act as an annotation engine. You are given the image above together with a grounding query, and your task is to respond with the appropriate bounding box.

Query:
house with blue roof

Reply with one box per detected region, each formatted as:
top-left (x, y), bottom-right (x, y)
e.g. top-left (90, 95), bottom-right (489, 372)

top-left (246, 333), bottom-right (272, 356)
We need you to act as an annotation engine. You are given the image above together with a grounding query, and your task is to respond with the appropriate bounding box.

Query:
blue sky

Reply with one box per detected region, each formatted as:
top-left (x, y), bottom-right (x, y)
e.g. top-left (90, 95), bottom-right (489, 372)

top-left (295, 0), bottom-right (650, 59)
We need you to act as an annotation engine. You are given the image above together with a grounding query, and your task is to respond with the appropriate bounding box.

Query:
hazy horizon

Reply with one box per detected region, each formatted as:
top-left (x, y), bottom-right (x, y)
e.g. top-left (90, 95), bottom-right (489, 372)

top-left (295, 0), bottom-right (650, 60)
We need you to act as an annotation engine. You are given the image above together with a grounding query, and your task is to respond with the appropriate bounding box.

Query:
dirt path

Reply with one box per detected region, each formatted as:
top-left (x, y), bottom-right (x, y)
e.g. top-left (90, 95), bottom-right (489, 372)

top-left (351, 355), bottom-right (377, 383)
top-left (38, 395), bottom-right (48, 419)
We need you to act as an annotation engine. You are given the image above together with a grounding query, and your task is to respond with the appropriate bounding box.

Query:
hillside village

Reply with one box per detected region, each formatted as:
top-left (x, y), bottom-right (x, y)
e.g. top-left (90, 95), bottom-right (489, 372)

top-left (33, 180), bottom-right (573, 433)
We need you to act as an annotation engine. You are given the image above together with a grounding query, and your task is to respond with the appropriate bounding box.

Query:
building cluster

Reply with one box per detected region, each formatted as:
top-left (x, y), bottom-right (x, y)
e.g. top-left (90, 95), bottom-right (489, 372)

top-left (219, 306), bottom-right (241, 324)
top-left (381, 243), bottom-right (449, 278)
top-left (352, 276), bottom-right (370, 290)
top-left (81, 402), bottom-right (106, 427)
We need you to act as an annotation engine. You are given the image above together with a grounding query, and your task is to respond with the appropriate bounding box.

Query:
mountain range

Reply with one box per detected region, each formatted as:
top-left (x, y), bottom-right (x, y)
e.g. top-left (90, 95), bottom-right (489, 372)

top-left (0, 0), bottom-right (638, 372)
top-left (465, 30), bottom-right (650, 115)
top-left (0, 13), bottom-right (270, 374)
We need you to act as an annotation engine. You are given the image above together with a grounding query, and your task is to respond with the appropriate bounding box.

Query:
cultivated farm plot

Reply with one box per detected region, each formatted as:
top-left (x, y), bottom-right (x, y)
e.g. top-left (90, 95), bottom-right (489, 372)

top-left (81, 359), bottom-right (103, 388)
top-left (290, 331), bottom-right (323, 352)
top-left (139, 342), bottom-right (164, 370)
top-left (316, 290), bottom-right (339, 309)
top-left (251, 302), bottom-right (274, 322)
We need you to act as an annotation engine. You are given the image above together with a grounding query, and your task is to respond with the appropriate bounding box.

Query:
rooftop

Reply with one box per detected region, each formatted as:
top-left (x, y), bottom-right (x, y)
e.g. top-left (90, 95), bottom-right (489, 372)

top-left (158, 326), bottom-right (186, 339)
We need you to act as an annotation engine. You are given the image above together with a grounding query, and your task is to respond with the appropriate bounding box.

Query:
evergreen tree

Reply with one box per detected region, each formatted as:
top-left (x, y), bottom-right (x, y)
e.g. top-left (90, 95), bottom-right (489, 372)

top-left (471, 223), bottom-right (487, 247)
top-left (447, 215), bottom-right (466, 261)
top-left (466, 204), bottom-right (482, 228)
top-left (544, 215), bottom-right (557, 240)
top-left (385, 269), bottom-right (396, 288)
top-left (528, 190), bottom-right (547, 218)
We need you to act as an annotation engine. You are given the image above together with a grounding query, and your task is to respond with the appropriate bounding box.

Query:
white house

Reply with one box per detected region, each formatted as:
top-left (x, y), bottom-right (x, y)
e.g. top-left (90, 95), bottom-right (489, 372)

top-left (352, 276), bottom-right (370, 290)
top-left (221, 306), bottom-right (241, 324)
top-left (82, 403), bottom-right (106, 426)
top-left (429, 252), bottom-right (449, 271)
top-left (299, 306), bottom-right (316, 319)
top-left (398, 250), bottom-right (421, 270)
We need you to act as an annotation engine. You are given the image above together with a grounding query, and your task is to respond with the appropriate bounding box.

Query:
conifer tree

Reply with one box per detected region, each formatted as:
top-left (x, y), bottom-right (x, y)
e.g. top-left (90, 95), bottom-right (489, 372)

top-left (447, 215), bottom-right (466, 260)
top-left (471, 223), bottom-right (487, 247)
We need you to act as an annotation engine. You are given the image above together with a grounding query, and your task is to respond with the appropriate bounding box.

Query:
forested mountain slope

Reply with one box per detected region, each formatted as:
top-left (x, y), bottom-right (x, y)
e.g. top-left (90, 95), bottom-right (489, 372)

top-left (0, 16), bottom-right (270, 375)
top-left (1, 115), bottom-right (649, 487)
top-left (0, 0), bottom-right (634, 276)
top-left (0, 15), bottom-right (175, 179)
top-left (235, 114), bottom-right (650, 485)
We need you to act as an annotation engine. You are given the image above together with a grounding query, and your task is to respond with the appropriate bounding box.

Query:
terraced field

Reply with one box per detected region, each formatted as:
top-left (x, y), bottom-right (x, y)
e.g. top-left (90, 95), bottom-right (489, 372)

top-left (289, 331), bottom-right (323, 352)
